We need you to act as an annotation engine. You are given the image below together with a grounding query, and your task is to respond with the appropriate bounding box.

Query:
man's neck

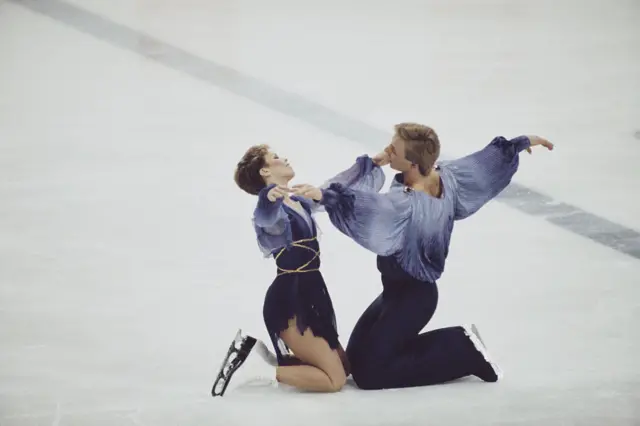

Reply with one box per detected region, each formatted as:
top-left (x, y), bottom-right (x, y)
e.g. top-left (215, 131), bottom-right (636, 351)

top-left (403, 169), bottom-right (441, 197)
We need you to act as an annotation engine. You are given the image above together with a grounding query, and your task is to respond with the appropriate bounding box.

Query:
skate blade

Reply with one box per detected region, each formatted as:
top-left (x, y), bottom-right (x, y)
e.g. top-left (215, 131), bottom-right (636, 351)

top-left (211, 329), bottom-right (257, 397)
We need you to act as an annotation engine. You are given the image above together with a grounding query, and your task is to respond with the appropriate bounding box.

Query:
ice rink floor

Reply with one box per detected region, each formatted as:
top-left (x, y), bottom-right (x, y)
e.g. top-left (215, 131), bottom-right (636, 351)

top-left (1, 0), bottom-right (639, 424)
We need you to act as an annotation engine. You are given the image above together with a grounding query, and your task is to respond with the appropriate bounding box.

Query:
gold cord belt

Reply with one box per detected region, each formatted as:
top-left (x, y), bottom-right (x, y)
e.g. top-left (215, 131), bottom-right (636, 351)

top-left (275, 237), bottom-right (320, 276)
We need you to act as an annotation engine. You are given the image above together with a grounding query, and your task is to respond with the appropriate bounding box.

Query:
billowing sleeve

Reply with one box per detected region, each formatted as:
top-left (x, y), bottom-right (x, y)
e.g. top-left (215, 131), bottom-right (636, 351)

top-left (252, 184), bottom-right (292, 255)
top-left (441, 135), bottom-right (531, 220)
top-left (319, 183), bottom-right (410, 256)
top-left (323, 155), bottom-right (386, 193)
top-left (304, 155), bottom-right (386, 214)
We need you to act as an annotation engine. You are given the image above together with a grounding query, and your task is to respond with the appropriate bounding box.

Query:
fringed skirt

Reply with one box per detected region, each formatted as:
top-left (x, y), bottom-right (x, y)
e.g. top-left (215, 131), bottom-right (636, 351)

top-left (262, 270), bottom-right (339, 365)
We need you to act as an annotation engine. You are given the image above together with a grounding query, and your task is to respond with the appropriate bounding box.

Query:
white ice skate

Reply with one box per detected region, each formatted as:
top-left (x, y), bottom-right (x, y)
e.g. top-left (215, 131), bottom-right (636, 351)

top-left (462, 323), bottom-right (503, 382)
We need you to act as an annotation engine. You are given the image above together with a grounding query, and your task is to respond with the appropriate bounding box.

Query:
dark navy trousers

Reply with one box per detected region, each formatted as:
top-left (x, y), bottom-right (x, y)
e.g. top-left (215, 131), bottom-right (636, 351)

top-left (346, 256), bottom-right (482, 390)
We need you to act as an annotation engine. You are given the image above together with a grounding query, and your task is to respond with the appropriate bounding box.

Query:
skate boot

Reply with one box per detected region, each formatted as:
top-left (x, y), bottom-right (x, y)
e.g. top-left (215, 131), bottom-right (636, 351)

top-left (462, 323), bottom-right (503, 383)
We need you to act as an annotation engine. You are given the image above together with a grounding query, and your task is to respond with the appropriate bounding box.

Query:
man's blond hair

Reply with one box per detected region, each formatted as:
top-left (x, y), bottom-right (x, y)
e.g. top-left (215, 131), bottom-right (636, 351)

top-left (394, 123), bottom-right (440, 175)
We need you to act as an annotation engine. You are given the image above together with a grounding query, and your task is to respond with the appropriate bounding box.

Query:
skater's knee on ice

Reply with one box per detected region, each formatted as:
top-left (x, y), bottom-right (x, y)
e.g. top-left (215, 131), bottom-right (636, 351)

top-left (352, 372), bottom-right (383, 391)
top-left (351, 364), bottom-right (385, 390)
top-left (280, 320), bottom-right (347, 392)
top-left (326, 366), bottom-right (347, 392)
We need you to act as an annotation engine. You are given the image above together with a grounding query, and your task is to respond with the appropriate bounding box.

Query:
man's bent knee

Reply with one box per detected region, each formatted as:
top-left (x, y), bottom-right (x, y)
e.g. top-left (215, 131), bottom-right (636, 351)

top-left (351, 364), bottom-right (385, 390)
top-left (352, 374), bottom-right (384, 390)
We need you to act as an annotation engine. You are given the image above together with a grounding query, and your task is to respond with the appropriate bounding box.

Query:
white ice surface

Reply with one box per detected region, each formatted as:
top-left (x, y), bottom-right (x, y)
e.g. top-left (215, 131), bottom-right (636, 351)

top-left (1, 1), bottom-right (639, 425)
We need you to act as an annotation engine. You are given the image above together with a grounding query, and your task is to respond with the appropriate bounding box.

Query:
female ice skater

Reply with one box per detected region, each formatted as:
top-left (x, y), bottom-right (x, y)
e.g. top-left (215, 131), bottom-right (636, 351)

top-left (292, 123), bottom-right (554, 390)
top-left (212, 144), bottom-right (386, 396)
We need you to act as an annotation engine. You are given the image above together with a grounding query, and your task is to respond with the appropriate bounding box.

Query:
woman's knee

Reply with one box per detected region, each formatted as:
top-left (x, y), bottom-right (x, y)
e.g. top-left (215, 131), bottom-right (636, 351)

top-left (326, 366), bottom-right (347, 392)
top-left (280, 323), bottom-right (347, 391)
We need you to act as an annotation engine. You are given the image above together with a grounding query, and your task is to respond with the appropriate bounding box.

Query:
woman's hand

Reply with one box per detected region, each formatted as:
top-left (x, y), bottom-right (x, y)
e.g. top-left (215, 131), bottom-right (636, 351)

top-left (372, 148), bottom-right (391, 166)
top-left (525, 136), bottom-right (554, 154)
top-left (291, 184), bottom-right (323, 201)
top-left (267, 185), bottom-right (291, 202)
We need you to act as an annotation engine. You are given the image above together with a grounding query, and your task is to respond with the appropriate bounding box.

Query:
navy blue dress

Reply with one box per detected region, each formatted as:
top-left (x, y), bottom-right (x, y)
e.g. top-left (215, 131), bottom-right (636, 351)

top-left (253, 184), bottom-right (339, 365)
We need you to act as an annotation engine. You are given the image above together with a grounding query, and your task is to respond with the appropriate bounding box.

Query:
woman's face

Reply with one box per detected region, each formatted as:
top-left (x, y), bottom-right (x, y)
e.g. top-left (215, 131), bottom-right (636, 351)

top-left (260, 150), bottom-right (295, 182)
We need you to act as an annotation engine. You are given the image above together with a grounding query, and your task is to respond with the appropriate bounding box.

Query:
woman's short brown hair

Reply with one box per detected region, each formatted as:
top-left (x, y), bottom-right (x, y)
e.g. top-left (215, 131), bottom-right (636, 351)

top-left (234, 144), bottom-right (270, 195)
top-left (394, 123), bottom-right (440, 175)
